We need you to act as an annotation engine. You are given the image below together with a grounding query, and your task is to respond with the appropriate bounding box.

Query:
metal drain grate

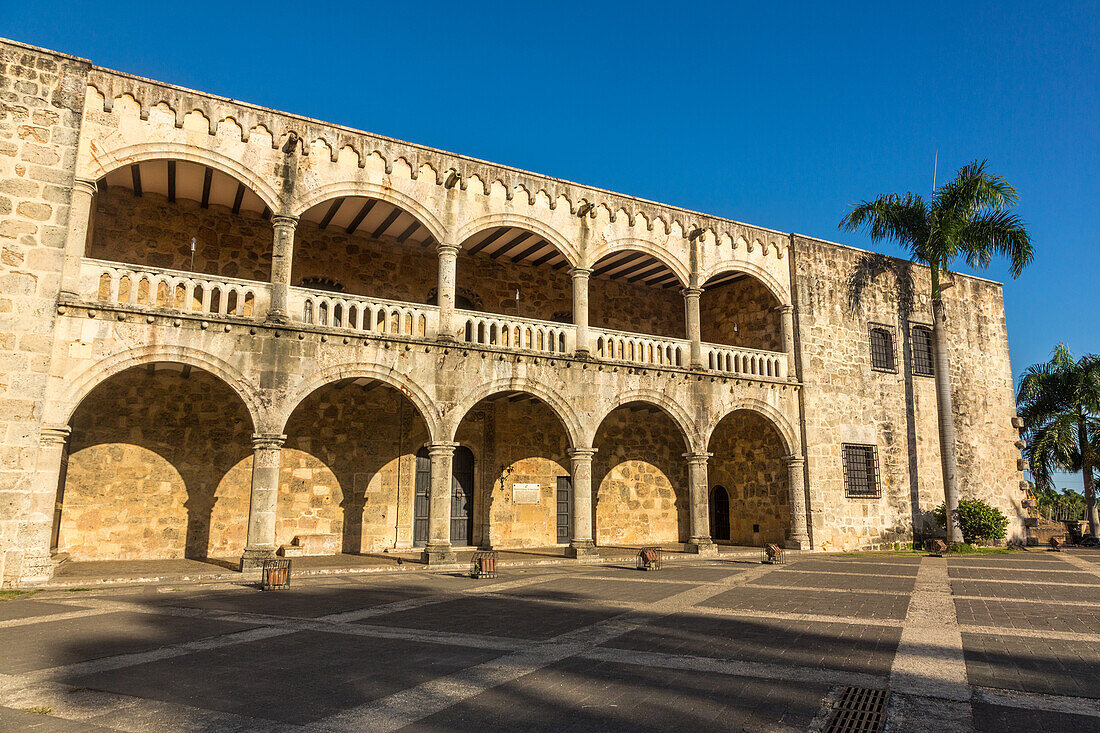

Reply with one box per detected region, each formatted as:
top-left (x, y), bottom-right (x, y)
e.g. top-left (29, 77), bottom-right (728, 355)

top-left (823, 687), bottom-right (889, 733)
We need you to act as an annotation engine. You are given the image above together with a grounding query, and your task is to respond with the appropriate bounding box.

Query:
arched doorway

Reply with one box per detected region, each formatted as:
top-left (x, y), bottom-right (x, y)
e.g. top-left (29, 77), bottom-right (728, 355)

top-left (711, 486), bottom-right (731, 541)
top-left (451, 447), bottom-right (475, 546)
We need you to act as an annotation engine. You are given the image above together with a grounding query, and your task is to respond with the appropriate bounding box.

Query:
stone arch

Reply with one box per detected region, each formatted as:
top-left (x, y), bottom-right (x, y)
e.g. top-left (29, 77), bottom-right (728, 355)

top-left (587, 390), bottom-right (699, 452)
top-left (279, 364), bottom-right (442, 442)
top-left (454, 214), bottom-right (579, 268)
top-left (50, 346), bottom-right (263, 432)
top-left (588, 239), bottom-right (690, 287)
top-left (290, 181), bottom-right (448, 244)
top-left (446, 379), bottom-right (583, 449)
top-left (700, 260), bottom-right (790, 305)
top-left (79, 142), bottom-right (281, 213)
top-left (702, 400), bottom-right (798, 458)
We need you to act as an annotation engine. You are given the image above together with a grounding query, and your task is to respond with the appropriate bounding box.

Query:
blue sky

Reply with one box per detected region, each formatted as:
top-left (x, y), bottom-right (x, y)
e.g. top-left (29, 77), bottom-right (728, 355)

top-left (6, 2), bottom-right (1097, 486)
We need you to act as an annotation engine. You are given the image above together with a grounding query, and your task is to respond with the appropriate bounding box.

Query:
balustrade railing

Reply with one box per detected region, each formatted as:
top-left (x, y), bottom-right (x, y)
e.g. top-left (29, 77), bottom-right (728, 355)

top-left (456, 310), bottom-right (574, 354)
top-left (706, 343), bottom-right (788, 379)
top-left (83, 258), bottom-right (268, 317)
top-left (291, 288), bottom-right (439, 339)
top-left (592, 328), bottom-right (689, 368)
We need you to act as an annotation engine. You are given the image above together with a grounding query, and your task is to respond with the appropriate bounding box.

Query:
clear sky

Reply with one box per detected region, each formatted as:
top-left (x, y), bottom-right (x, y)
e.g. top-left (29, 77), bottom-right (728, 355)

top-left (5, 2), bottom-right (1097, 486)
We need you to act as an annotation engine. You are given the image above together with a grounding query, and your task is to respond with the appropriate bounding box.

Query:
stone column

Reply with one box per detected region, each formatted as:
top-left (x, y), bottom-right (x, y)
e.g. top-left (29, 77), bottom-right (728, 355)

top-left (266, 215), bottom-right (298, 324)
top-left (683, 286), bottom-right (704, 369)
top-left (776, 304), bottom-right (796, 380)
top-left (240, 433), bottom-right (286, 570)
top-left (423, 441), bottom-right (458, 564)
top-left (684, 451), bottom-right (718, 555)
top-left (783, 454), bottom-right (811, 549)
top-left (566, 448), bottom-right (598, 558)
top-left (60, 178), bottom-right (98, 299)
top-left (17, 424), bottom-right (71, 584)
top-left (436, 243), bottom-right (460, 342)
top-left (570, 267), bottom-right (592, 356)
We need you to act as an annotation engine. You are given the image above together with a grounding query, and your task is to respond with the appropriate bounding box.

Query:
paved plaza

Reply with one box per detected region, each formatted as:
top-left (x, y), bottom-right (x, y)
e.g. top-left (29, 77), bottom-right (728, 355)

top-left (1, 549), bottom-right (1099, 732)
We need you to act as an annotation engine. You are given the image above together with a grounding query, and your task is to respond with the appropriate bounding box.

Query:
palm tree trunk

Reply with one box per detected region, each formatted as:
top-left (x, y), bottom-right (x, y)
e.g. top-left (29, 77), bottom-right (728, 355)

top-left (1079, 418), bottom-right (1100, 536)
top-left (932, 297), bottom-right (963, 543)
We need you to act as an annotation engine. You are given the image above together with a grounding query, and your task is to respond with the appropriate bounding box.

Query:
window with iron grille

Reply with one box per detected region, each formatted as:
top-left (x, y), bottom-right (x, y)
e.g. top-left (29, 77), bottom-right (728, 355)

top-left (842, 444), bottom-right (880, 498)
top-left (869, 326), bottom-right (896, 372)
top-left (911, 325), bottom-right (935, 376)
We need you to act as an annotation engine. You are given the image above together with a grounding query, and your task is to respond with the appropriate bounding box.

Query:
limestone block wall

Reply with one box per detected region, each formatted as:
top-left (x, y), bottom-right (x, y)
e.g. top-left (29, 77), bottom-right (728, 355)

top-left (589, 274), bottom-right (684, 339)
top-left (792, 235), bottom-right (1024, 550)
top-left (700, 277), bottom-right (782, 351)
top-left (593, 408), bottom-right (690, 545)
top-left (708, 410), bottom-right (789, 545)
top-left (90, 188), bottom-right (272, 281)
top-left (0, 40), bottom-right (90, 585)
top-left (59, 367), bottom-right (253, 561)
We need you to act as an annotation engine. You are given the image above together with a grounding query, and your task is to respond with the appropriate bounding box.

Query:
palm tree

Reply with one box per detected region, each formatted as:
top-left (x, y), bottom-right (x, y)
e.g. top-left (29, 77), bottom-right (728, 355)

top-left (1017, 344), bottom-right (1100, 536)
top-left (840, 161), bottom-right (1033, 543)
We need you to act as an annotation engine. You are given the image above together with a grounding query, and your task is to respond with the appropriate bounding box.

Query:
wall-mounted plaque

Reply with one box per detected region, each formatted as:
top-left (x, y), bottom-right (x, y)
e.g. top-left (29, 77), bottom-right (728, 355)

top-left (512, 483), bottom-right (541, 504)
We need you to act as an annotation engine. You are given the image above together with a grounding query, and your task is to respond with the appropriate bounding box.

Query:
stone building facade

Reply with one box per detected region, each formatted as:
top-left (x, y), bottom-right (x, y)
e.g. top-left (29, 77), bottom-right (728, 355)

top-left (0, 38), bottom-right (1027, 585)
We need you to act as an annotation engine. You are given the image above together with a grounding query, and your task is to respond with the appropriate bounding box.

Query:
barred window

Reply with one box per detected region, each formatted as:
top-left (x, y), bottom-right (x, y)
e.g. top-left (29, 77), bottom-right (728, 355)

top-left (869, 326), bottom-right (896, 372)
top-left (911, 326), bottom-right (935, 376)
top-left (843, 444), bottom-right (880, 498)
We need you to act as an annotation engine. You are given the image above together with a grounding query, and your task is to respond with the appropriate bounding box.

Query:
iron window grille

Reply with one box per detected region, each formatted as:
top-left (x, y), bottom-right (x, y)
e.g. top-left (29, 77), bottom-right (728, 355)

top-left (911, 325), bottom-right (935, 376)
top-left (868, 325), bottom-right (897, 372)
top-left (842, 444), bottom-right (880, 498)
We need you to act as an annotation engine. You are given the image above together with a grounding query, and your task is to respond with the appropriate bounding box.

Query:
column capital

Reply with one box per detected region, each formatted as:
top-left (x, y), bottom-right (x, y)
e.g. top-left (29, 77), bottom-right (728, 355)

top-left (426, 441), bottom-right (459, 456)
top-left (569, 267), bottom-right (593, 279)
top-left (568, 447), bottom-right (598, 460)
top-left (252, 433), bottom-right (287, 450)
top-left (682, 451), bottom-right (713, 465)
top-left (774, 304), bottom-right (794, 315)
top-left (436, 242), bottom-right (461, 257)
top-left (271, 214), bottom-right (298, 229)
top-left (782, 454), bottom-right (805, 467)
top-left (39, 424), bottom-right (71, 446)
top-left (681, 286), bottom-right (704, 299)
top-left (72, 178), bottom-right (98, 197)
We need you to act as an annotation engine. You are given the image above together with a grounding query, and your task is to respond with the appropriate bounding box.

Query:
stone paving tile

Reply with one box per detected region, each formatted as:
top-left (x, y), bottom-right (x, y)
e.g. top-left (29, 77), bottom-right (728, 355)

top-left (0, 599), bottom-right (88, 622)
top-left (828, 555), bottom-right (925, 564)
top-left (363, 595), bottom-right (623, 640)
top-left (947, 566), bottom-right (1096, 582)
top-left (699, 586), bottom-right (911, 620)
top-left (603, 613), bottom-right (901, 675)
top-left (61, 630), bottom-right (503, 726)
top-left (961, 632), bottom-right (1100, 699)
top-left (951, 580), bottom-right (1100, 603)
top-left (971, 702), bottom-right (1100, 732)
top-left (751, 569), bottom-right (916, 593)
top-left (401, 656), bottom-right (830, 733)
top-left (147, 582), bottom-right (435, 619)
top-left (955, 598), bottom-right (1100, 632)
top-left (786, 560), bottom-right (920, 576)
top-left (0, 611), bottom-right (257, 675)
top-left (578, 563), bottom-right (750, 583)
top-left (501, 577), bottom-right (696, 604)
top-left (0, 705), bottom-right (117, 732)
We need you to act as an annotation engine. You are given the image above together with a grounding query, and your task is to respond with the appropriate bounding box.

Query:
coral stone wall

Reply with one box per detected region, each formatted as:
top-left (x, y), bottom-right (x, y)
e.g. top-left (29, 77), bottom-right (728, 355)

top-left (792, 236), bottom-right (1024, 550)
top-left (700, 277), bottom-right (782, 351)
top-left (593, 408), bottom-right (690, 545)
top-left (0, 41), bottom-right (90, 585)
top-left (59, 367), bottom-right (254, 561)
top-left (278, 385), bottom-right (429, 553)
top-left (589, 274), bottom-right (685, 339)
top-left (708, 410), bottom-right (789, 545)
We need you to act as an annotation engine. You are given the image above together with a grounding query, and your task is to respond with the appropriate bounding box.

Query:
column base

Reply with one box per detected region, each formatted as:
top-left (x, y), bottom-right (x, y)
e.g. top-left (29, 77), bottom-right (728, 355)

top-left (264, 311), bottom-right (290, 326)
top-left (566, 540), bottom-right (599, 559)
top-left (435, 334), bottom-right (457, 344)
top-left (785, 535), bottom-right (811, 551)
top-left (421, 542), bottom-right (457, 565)
top-left (686, 538), bottom-right (719, 555)
top-left (573, 349), bottom-right (592, 360)
top-left (240, 546), bottom-right (277, 572)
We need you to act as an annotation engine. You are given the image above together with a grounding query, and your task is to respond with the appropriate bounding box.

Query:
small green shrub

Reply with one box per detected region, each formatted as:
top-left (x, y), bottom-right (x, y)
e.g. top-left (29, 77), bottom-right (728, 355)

top-left (933, 499), bottom-right (1009, 544)
top-left (946, 542), bottom-right (977, 554)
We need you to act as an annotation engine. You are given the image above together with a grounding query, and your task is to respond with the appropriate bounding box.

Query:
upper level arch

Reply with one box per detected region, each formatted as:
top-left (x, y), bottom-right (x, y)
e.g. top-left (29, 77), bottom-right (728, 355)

top-left (291, 182), bottom-right (448, 245)
top-left (80, 143), bottom-right (281, 213)
top-left (454, 214), bottom-right (579, 269)
top-left (587, 239), bottom-right (690, 287)
top-left (447, 379), bottom-right (583, 449)
top-left (700, 260), bottom-right (790, 305)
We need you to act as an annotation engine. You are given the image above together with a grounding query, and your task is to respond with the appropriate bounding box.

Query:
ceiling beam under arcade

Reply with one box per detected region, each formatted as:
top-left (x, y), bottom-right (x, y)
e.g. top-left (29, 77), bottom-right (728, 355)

top-left (200, 167), bottom-right (213, 209)
top-left (489, 231), bottom-right (535, 260)
top-left (318, 198), bottom-right (344, 230)
top-left (627, 264), bottom-right (668, 284)
top-left (396, 220), bottom-right (420, 243)
top-left (371, 208), bottom-right (403, 239)
top-left (345, 199), bottom-right (377, 234)
top-left (530, 250), bottom-right (560, 267)
top-left (592, 252), bottom-right (646, 278)
top-left (166, 161), bottom-right (176, 202)
top-left (231, 182), bottom-right (245, 215)
top-left (130, 164), bottom-right (142, 197)
top-left (511, 237), bottom-right (547, 262)
top-left (465, 227), bottom-right (509, 256)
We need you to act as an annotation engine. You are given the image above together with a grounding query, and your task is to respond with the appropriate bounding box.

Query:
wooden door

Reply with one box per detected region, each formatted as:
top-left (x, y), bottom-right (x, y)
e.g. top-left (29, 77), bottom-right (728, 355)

top-left (451, 447), bottom-right (474, 546)
top-left (711, 485), bottom-right (731, 541)
top-left (556, 475), bottom-right (572, 543)
top-left (413, 447), bottom-right (431, 547)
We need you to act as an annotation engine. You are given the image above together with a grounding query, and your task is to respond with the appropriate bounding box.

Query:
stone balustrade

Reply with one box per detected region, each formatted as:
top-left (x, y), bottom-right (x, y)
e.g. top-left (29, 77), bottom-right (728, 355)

top-left (705, 343), bottom-right (788, 379)
top-left (85, 258), bottom-right (267, 317)
top-left (455, 309), bottom-right (575, 354)
top-left (291, 287), bottom-right (438, 339)
top-left (592, 327), bottom-right (690, 368)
